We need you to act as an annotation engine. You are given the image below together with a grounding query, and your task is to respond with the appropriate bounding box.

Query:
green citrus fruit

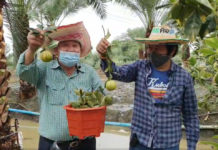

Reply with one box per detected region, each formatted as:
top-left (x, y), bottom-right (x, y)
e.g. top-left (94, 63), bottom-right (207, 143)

top-left (40, 50), bottom-right (53, 62)
top-left (104, 96), bottom-right (113, 105)
top-left (106, 80), bottom-right (117, 91)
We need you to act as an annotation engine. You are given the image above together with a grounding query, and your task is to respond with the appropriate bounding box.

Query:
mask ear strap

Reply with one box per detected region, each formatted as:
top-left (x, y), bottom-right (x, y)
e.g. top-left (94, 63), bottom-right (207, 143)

top-left (75, 64), bottom-right (82, 73)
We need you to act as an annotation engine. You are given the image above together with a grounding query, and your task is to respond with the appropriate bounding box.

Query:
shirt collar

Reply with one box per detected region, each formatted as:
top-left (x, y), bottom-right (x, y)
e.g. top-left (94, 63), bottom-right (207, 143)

top-left (170, 61), bottom-right (177, 72)
top-left (75, 63), bottom-right (86, 73)
top-left (50, 60), bottom-right (85, 73)
top-left (51, 60), bottom-right (60, 69)
top-left (145, 60), bottom-right (177, 73)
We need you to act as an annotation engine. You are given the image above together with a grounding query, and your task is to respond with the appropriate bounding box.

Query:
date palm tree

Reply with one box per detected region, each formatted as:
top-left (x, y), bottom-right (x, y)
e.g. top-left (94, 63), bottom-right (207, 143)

top-left (114, 0), bottom-right (170, 59)
top-left (0, 0), bottom-right (20, 149)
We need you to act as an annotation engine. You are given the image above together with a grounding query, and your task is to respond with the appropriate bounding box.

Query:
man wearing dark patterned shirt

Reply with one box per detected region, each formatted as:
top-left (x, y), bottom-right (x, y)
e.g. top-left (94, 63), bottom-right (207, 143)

top-left (96, 26), bottom-right (199, 150)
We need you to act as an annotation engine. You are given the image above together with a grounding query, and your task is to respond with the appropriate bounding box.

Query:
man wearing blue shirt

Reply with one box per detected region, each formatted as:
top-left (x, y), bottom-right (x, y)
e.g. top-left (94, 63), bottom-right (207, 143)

top-left (16, 22), bottom-right (102, 150)
top-left (96, 26), bottom-right (199, 150)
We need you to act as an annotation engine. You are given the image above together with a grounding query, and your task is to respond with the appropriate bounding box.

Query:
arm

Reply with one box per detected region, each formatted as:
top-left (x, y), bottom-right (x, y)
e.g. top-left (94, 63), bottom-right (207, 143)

top-left (182, 75), bottom-right (200, 150)
top-left (16, 51), bottom-right (46, 87)
top-left (25, 30), bottom-right (44, 65)
top-left (97, 38), bottom-right (138, 82)
top-left (16, 30), bottom-right (45, 86)
top-left (100, 59), bottom-right (138, 82)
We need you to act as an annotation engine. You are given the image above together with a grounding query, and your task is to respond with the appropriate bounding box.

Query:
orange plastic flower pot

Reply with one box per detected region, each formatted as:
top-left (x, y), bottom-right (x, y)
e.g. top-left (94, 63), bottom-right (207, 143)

top-left (64, 105), bottom-right (106, 139)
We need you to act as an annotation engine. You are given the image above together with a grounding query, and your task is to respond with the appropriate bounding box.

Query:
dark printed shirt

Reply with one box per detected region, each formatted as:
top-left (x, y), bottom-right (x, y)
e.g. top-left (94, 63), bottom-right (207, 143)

top-left (101, 59), bottom-right (199, 150)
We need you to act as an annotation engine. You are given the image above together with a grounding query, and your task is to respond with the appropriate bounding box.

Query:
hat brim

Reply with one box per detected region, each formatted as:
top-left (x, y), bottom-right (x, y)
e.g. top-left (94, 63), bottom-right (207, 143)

top-left (135, 38), bottom-right (189, 44)
top-left (48, 22), bottom-right (91, 57)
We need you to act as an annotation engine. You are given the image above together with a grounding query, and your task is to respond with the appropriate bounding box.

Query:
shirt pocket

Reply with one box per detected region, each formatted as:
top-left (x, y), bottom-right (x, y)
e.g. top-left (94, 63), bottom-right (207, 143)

top-left (167, 85), bottom-right (184, 106)
top-left (46, 81), bottom-right (65, 105)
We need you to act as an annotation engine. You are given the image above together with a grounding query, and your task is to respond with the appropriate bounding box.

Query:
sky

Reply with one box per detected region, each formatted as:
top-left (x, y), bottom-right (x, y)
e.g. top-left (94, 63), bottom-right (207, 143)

top-left (60, 3), bottom-right (144, 53)
top-left (4, 2), bottom-right (144, 54)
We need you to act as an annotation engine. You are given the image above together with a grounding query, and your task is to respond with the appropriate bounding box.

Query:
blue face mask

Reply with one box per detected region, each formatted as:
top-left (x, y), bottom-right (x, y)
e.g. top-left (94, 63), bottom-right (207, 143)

top-left (59, 51), bottom-right (80, 67)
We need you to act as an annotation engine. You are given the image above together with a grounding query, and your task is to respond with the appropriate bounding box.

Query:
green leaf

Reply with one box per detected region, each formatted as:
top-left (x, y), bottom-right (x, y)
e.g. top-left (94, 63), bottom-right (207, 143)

top-left (205, 38), bottom-right (218, 49)
top-left (94, 91), bottom-right (103, 103)
top-left (105, 29), bottom-right (111, 40)
top-left (45, 26), bottom-right (57, 32)
top-left (74, 90), bottom-right (80, 96)
top-left (208, 55), bottom-right (216, 65)
top-left (214, 62), bottom-right (218, 71)
top-left (87, 100), bottom-right (94, 107)
top-left (199, 14), bottom-right (216, 38)
top-left (206, 14), bottom-right (217, 32)
top-left (196, 0), bottom-right (213, 10)
top-left (105, 68), bottom-right (109, 73)
top-left (200, 70), bottom-right (213, 79)
top-left (70, 102), bottom-right (81, 108)
top-left (199, 21), bottom-right (209, 39)
top-left (170, 0), bottom-right (177, 3)
top-left (48, 40), bottom-right (59, 49)
top-left (198, 48), bottom-right (216, 56)
top-left (189, 57), bottom-right (197, 66)
top-left (171, 3), bottom-right (183, 19)
top-left (37, 24), bottom-right (44, 30)
top-left (184, 11), bottom-right (202, 40)
top-left (79, 89), bottom-right (83, 96)
top-left (85, 92), bottom-right (92, 96)
top-left (104, 96), bottom-right (113, 105)
top-left (213, 72), bottom-right (218, 85)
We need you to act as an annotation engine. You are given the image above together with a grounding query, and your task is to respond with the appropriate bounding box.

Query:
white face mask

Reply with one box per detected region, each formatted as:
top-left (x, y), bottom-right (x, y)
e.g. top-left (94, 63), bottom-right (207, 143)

top-left (58, 51), bottom-right (80, 67)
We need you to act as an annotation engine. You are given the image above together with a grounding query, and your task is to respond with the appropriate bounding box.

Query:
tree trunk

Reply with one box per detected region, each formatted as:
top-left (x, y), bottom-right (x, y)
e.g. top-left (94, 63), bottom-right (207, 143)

top-left (0, 4), bottom-right (20, 149)
top-left (4, 3), bottom-right (36, 100)
top-left (19, 80), bottom-right (36, 100)
top-left (181, 44), bottom-right (190, 68)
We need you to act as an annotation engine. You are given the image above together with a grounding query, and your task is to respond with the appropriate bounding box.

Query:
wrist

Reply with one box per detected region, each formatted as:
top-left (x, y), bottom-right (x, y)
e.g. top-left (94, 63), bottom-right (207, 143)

top-left (27, 46), bottom-right (38, 53)
top-left (100, 55), bottom-right (107, 60)
top-left (98, 53), bottom-right (107, 60)
top-left (26, 47), bottom-right (36, 59)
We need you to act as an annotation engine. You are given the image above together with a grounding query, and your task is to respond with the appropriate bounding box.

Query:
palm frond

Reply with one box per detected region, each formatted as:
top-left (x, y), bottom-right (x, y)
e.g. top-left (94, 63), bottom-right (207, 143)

top-left (29, 0), bottom-right (107, 26)
top-left (87, 0), bottom-right (107, 19)
top-left (114, 0), bottom-right (170, 33)
top-left (4, 0), bottom-right (29, 63)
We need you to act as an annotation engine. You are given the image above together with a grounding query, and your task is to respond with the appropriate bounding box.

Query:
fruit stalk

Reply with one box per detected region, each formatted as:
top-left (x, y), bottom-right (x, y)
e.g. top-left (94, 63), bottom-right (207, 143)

top-left (102, 26), bottom-right (117, 91)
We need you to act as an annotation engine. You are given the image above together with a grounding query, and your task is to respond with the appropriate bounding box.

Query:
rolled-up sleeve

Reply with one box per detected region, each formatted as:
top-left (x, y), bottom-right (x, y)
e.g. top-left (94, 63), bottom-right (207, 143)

top-left (100, 59), bottom-right (138, 82)
top-left (16, 51), bottom-right (43, 86)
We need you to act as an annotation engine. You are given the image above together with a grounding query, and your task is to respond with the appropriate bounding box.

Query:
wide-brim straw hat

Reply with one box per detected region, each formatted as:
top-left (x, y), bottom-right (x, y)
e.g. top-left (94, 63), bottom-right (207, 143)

top-left (135, 26), bottom-right (189, 44)
top-left (48, 21), bottom-right (91, 57)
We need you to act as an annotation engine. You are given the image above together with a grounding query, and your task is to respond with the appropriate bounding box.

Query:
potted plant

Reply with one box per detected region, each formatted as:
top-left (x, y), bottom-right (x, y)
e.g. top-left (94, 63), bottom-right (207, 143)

top-left (64, 88), bottom-right (112, 139)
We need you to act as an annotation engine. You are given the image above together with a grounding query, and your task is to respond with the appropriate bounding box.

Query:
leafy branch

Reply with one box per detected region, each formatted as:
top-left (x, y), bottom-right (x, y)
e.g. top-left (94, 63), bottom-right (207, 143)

top-left (70, 88), bottom-right (113, 108)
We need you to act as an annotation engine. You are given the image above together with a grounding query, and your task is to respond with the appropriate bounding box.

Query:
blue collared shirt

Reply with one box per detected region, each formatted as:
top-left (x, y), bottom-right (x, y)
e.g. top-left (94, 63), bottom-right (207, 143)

top-left (101, 59), bottom-right (199, 150)
top-left (16, 51), bottom-right (103, 141)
